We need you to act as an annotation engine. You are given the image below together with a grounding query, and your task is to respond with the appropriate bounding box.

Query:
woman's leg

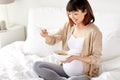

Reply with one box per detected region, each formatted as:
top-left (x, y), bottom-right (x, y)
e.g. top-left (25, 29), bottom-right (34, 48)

top-left (67, 75), bottom-right (90, 80)
top-left (33, 61), bottom-right (68, 80)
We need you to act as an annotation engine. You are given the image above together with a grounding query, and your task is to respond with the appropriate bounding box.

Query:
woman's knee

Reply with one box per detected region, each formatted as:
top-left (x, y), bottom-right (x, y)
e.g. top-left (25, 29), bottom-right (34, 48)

top-left (33, 61), bottom-right (43, 72)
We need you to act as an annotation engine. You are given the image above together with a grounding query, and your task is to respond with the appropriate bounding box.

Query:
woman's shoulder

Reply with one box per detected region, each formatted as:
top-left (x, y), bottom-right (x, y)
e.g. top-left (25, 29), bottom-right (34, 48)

top-left (88, 23), bottom-right (102, 33)
top-left (62, 22), bottom-right (73, 31)
top-left (61, 22), bottom-right (70, 29)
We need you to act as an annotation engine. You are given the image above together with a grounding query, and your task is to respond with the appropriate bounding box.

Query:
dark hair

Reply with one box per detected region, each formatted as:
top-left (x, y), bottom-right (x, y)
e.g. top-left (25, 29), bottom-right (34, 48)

top-left (66, 0), bottom-right (95, 26)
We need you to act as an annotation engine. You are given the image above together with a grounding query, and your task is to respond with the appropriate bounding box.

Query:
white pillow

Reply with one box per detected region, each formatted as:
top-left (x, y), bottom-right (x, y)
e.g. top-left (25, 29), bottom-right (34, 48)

top-left (27, 7), bottom-right (67, 30)
top-left (101, 27), bottom-right (120, 61)
top-left (94, 13), bottom-right (120, 61)
top-left (23, 25), bottom-right (62, 57)
top-left (23, 7), bottom-right (67, 57)
top-left (100, 57), bottom-right (120, 73)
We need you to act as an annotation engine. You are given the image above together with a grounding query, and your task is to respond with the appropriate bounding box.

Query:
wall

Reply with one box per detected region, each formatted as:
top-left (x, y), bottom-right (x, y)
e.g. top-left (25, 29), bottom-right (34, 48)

top-left (0, 0), bottom-right (120, 26)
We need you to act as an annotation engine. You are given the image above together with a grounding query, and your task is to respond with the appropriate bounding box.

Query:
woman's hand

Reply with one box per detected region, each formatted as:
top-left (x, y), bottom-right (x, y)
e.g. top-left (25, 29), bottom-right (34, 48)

top-left (61, 55), bottom-right (91, 64)
top-left (40, 29), bottom-right (48, 37)
top-left (61, 55), bottom-right (79, 63)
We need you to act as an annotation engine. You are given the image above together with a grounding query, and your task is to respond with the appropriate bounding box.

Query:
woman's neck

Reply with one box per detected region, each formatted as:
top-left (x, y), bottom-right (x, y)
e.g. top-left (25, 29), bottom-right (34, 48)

top-left (76, 23), bottom-right (86, 30)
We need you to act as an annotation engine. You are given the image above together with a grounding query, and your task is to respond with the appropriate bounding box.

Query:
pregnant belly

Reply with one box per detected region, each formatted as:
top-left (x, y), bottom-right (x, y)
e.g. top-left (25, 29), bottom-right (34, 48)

top-left (63, 60), bottom-right (84, 76)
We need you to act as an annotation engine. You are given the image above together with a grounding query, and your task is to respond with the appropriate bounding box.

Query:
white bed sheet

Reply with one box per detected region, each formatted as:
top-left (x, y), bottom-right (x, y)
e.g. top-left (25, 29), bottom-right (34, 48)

top-left (92, 70), bottom-right (120, 80)
top-left (0, 41), bottom-right (120, 80)
top-left (0, 41), bottom-right (44, 80)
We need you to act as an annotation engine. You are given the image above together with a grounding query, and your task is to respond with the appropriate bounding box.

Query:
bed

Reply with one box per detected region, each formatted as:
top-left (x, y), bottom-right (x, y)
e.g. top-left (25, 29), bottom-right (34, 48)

top-left (0, 7), bottom-right (120, 80)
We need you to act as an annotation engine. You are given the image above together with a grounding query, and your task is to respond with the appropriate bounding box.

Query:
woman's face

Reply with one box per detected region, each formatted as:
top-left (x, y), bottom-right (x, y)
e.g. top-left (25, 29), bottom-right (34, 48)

top-left (68, 10), bottom-right (87, 25)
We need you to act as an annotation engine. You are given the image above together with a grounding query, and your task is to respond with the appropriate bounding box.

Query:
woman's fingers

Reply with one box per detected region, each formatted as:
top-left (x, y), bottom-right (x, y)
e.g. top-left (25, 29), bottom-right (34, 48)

top-left (40, 29), bottom-right (48, 37)
top-left (41, 29), bottom-right (46, 33)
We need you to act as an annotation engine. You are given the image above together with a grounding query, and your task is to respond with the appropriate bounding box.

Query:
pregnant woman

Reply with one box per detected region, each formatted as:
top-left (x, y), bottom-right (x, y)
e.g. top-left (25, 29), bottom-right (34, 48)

top-left (33, 0), bottom-right (102, 80)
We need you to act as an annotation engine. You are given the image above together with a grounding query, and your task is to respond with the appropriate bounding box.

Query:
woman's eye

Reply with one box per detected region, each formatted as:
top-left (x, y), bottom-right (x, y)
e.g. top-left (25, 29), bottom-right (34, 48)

top-left (73, 13), bottom-right (78, 15)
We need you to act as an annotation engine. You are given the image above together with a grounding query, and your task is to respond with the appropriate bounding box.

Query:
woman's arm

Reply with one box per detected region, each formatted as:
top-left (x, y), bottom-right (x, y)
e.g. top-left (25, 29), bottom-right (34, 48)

top-left (88, 30), bottom-right (102, 65)
top-left (61, 55), bottom-right (91, 64)
top-left (62, 29), bottom-right (102, 64)
top-left (45, 22), bottom-right (69, 45)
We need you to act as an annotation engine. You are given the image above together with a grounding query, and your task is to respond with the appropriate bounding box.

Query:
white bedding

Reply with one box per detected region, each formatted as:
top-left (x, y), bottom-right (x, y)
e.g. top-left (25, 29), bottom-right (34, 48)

top-left (0, 41), bottom-right (120, 80)
top-left (91, 71), bottom-right (120, 80)
top-left (0, 41), bottom-right (45, 80)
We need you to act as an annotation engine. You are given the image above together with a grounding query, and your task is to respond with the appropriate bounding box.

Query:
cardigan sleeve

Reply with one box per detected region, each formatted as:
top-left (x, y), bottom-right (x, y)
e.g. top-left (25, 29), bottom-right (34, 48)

top-left (89, 30), bottom-right (102, 65)
top-left (45, 22), bottom-right (69, 45)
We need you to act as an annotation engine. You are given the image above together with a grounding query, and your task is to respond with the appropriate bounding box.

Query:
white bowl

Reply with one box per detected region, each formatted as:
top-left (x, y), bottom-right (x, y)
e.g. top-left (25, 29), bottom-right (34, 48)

top-left (53, 50), bottom-right (71, 61)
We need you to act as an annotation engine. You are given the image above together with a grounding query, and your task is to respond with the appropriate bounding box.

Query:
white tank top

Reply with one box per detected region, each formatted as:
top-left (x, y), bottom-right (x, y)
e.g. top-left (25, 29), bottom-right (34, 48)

top-left (63, 35), bottom-right (84, 76)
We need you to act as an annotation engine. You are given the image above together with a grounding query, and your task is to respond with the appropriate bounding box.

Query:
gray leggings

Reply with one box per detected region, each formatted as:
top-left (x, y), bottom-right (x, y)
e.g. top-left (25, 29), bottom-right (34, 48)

top-left (33, 61), bottom-right (90, 80)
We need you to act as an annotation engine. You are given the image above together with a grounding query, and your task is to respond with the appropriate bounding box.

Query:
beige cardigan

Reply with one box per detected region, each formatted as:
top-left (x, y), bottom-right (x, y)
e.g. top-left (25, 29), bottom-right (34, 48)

top-left (45, 22), bottom-right (102, 78)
